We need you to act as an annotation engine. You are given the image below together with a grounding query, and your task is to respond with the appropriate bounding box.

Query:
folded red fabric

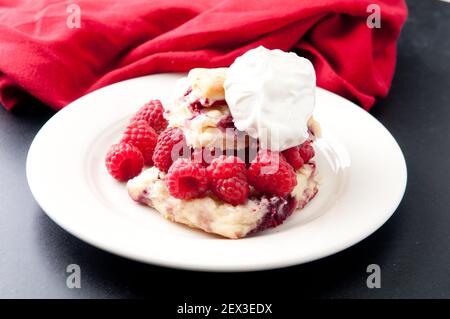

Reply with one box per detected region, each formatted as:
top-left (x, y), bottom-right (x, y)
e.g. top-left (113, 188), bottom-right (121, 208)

top-left (0, 0), bottom-right (407, 111)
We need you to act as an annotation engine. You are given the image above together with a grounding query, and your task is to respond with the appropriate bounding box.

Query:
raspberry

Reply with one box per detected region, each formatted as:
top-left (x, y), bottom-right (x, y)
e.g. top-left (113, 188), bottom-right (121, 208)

top-left (299, 141), bottom-right (315, 163)
top-left (105, 143), bottom-right (144, 181)
top-left (206, 155), bottom-right (246, 179)
top-left (130, 100), bottom-right (168, 133)
top-left (166, 159), bottom-right (209, 200)
top-left (210, 177), bottom-right (249, 206)
top-left (121, 120), bottom-right (158, 166)
top-left (282, 146), bottom-right (304, 170)
top-left (153, 128), bottom-right (188, 172)
top-left (247, 150), bottom-right (297, 196)
top-left (207, 156), bottom-right (249, 205)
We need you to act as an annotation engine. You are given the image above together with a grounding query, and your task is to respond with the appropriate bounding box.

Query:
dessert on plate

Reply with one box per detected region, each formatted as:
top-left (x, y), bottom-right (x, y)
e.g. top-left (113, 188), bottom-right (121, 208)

top-left (105, 46), bottom-right (321, 239)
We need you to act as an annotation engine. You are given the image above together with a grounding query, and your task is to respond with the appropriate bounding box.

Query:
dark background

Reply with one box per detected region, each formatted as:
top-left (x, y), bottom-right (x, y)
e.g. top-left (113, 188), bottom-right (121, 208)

top-left (0, 0), bottom-right (449, 299)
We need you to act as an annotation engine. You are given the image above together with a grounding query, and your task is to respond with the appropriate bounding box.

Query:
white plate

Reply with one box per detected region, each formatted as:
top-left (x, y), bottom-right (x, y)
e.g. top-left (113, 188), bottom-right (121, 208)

top-left (26, 74), bottom-right (407, 272)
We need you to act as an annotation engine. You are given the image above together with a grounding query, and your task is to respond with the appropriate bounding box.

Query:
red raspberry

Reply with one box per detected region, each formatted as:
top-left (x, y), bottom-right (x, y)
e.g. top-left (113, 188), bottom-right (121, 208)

top-left (105, 143), bottom-right (144, 181)
top-left (121, 120), bottom-right (158, 166)
top-left (299, 141), bottom-right (315, 163)
top-left (247, 150), bottom-right (297, 196)
top-left (210, 177), bottom-right (249, 206)
top-left (206, 155), bottom-right (246, 179)
top-left (166, 159), bottom-right (209, 200)
top-left (130, 100), bottom-right (168, 133)
top-left (282, 146), bottom-right (304, 170)
top-left (153, 128), bottom-right (188, 172)
top-left (207, 156), bottom-right (249, 206)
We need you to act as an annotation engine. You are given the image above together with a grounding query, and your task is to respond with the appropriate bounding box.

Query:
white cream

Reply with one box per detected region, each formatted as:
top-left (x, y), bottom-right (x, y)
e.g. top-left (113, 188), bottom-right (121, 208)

top-left (224, 46), bottom-right (316, 151)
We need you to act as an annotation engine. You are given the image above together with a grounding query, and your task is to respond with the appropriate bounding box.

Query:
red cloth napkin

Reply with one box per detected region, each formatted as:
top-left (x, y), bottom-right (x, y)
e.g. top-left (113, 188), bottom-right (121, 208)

top-left (0, 0), bottom-right (407, 111)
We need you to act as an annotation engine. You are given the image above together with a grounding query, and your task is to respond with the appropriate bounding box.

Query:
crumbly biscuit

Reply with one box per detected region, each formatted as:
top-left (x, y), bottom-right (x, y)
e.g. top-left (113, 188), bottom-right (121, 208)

top-left (187, 67), bottom-right (228, 102)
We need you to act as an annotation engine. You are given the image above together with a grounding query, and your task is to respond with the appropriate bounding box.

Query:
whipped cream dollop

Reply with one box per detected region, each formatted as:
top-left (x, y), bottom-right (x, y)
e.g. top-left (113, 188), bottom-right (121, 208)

top-left (224, 46), bottom-right (316, 151)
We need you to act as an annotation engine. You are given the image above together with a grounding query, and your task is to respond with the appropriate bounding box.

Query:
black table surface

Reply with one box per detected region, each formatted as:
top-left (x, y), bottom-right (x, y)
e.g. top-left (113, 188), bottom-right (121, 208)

top-left (1, 0), bottom-right (449, 299)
